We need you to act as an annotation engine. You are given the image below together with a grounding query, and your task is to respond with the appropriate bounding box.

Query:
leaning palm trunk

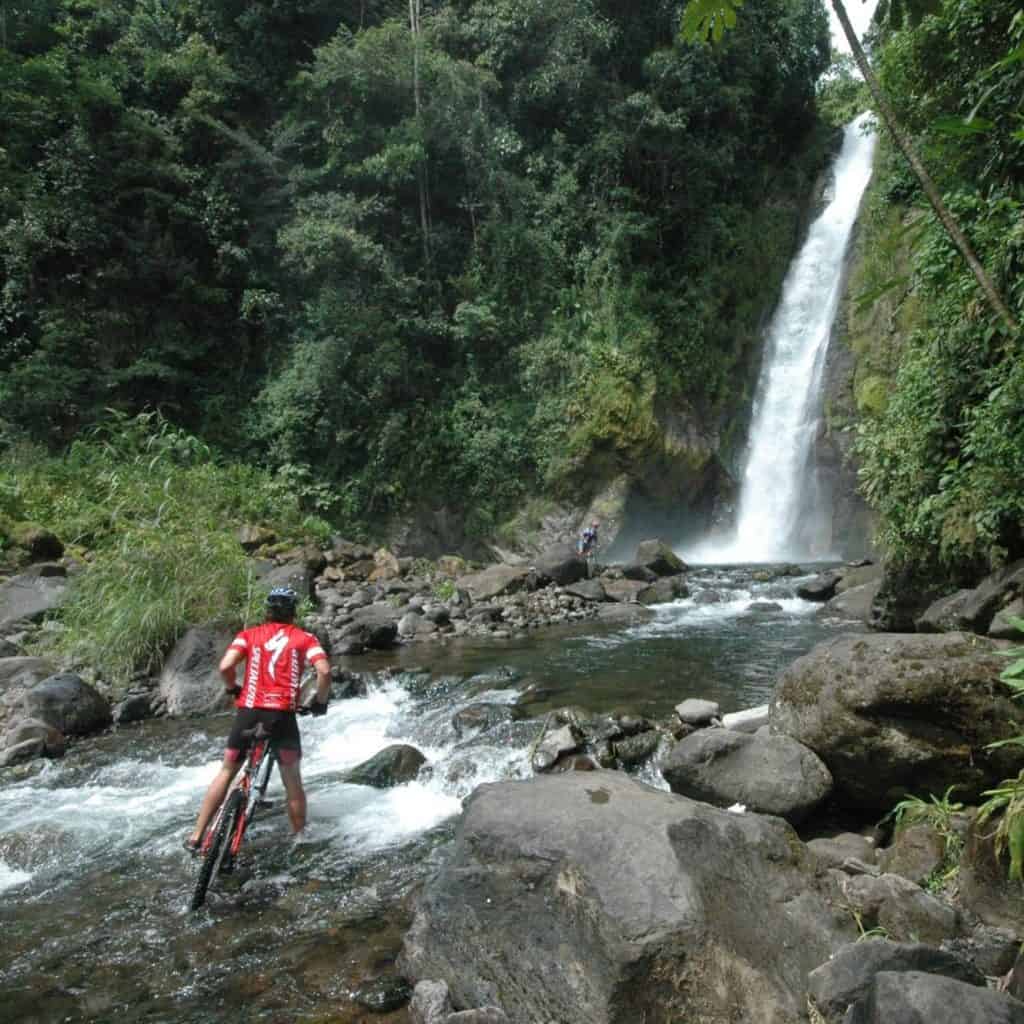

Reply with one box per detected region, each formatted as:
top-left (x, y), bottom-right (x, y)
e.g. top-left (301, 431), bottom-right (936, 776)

top-left (830, 0), bottom-right (1019, 335)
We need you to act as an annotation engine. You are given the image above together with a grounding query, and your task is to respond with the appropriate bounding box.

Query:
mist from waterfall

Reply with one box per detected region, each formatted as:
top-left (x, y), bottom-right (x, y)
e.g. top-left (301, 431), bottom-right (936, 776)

top-left (688, 113), bottom-right (877, 564)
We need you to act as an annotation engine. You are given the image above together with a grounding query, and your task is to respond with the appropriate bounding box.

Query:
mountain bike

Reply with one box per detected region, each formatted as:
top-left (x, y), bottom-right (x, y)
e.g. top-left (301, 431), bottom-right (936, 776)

top-left (189, 710), bottom-right (309, 911)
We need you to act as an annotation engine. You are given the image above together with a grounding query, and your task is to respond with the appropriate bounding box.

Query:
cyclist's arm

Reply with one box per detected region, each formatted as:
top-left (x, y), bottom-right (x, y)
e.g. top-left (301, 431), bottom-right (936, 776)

top-left (313, 656), bottom-right (330, 704)
top-left (219, 647), bottom-right (245, 693)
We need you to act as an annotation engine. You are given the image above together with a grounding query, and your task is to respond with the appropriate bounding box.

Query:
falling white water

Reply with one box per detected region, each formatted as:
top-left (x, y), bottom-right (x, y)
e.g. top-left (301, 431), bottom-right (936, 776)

top-left (691, 112), bottom-right (877, 563)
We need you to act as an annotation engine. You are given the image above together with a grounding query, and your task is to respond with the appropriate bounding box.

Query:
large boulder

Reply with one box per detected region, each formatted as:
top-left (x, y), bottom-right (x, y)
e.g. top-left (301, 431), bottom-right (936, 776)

top-left (0, 657), bottom-right (57, 732)
top-left (840, 873), bottom-right (959, 944)
top-left (638, 575), bottom-right (689, 605)
top-left (340, 606), bottom-right (400, 650)
top-left (0, 565), bottom-right (69, 631)
top-left (807, 939), bottom-right (984, 1023)
top-left (661, 728), bottom-right (833, 824)
top-left (455, 566), bottom-right (535, 603)
top-left (532, 547), bottom-right (587, 588)
top-left (770, 633), bottom-right (1024, 810)
top-left (159, 626), bottom-right (234, 717)
top-left (990, 598), bottom-right (1024, 640)
top-left (846, 970), bottom-right (1024, 1024)
top-left (824, 580), bottom-right (882, 622)
top-left (8, 523), bottom-right (64, 560)
top-left (958, 813), bottom-right (1024, 931)
top-left (796, 573), bottom-right (840, 601)
top-left (21, 673), bottom-right (111, 736)
top-left (633, 540), bottom-right (687, 577)
top-left (915, 590), bottom-right (974, 634)
top-left (401, 771), bottom-right (856, 1024)
top-left (258, 560), bottom-right (315, 601)
top-left (345, 744), bottom-right (426, 788)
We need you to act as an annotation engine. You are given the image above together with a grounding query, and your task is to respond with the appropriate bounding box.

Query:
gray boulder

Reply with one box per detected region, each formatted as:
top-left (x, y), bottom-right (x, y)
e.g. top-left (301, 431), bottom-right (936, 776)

top-left (611, 729), bottom-right (660, 767)
top-left (455, 565), bottom-right (535, 603)
top-left (633, 539), bottom-right (687, 577)
top-left (563, 579), bottom-right (606, 602)
top-left (796, 573), bottom-right (840, 601)
top-left (259, 560), bottom-right (315, 601)
top-left (806, 834), bottom-right (878, 872)
top-left (451, 703), bottom-right (524, 739)
top-left (638, 575), bottom-right (689, 605)
top-left (345, 744), bottom-right (426, 788)
top-left (22, 673), bottom-right (111, 736)
top-left (747, 600), bottom-right (783, 612)
top-left (159, 626), bottom-right (234, 717)
top-left (400, 772), bottom-right (856, 1024)
top-left (675, 698), bottom-right (719, 726)
top-left (807, 940), bottom-right (984, 1022)
top-left (340, 606), bottom-right (400, 650)
top-left (915, 590), bottom-right (974, 634)
top-left (722, 705), bottom-right (769, 733)
top-left (2, 717), bottom-right (65, 757)
top-left (770, 632), bottom-right (1024, 810)
top-left (410, 980), bottom-right (453, 1024)
top-left (958, 559), bottom-right (1024, 633)
top-left (662, 728), bottom-right (832, 824)
top-left (0, 737), bottom-right (46, 767)
top-left (845, 970), bottom-right (1024, 1024)
top-left (0, 566), bottom-right (69, 631)
top-left (841, 872), bottom-right (959, 944)
top-left (531, 723), bottom-right (581, 773)
top-left (958, 813), bottom-right (1024, 930)
top-left (533, 546), bottom-right (587, 587)
top-left (825, 580), bottom-right (882, 622)
top-left (602, 579), bottom-right (648, 603)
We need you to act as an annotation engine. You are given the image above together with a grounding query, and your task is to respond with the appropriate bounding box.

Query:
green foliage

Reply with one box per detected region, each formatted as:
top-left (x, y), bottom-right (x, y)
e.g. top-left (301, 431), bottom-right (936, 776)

top-left (977, 771), bottom-right (1024, 882)
top-left (0, 412), bottom-right (329, 684)
top-left (882, 785), bottom-right (966, 891)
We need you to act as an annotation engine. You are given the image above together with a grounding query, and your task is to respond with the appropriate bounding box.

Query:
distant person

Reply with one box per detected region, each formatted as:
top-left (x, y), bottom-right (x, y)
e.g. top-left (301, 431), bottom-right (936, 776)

top-left (183, 586), bottom-right (330, 853)
top-left (577, 520), bottom-right (600, 561)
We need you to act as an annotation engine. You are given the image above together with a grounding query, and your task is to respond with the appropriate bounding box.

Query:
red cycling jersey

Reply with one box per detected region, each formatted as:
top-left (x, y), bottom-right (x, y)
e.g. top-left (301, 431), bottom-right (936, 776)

top-left (228, 622), bottom-right (328, 712)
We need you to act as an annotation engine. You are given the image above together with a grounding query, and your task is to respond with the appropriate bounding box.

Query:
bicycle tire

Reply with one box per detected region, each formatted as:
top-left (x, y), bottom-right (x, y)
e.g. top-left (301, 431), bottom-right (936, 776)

top-left (189, 789), bottom-right (244, 911)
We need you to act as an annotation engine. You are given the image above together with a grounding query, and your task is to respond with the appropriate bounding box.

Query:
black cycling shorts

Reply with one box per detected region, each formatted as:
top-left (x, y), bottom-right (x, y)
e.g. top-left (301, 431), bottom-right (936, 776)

top-left (225, 708), bottom-right (301, 763)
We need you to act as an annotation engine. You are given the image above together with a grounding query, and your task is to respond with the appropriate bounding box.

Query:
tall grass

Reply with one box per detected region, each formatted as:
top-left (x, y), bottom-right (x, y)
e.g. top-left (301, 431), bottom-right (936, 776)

top-left (0, 412), bottom-right (330, 686)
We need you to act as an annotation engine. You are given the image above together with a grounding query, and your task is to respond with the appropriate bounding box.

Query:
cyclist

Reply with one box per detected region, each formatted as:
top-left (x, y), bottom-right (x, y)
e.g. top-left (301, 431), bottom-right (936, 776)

top-left (184, 586), bottom-right (330, 852)
top-left (577, 520), bottom-right (600, 559)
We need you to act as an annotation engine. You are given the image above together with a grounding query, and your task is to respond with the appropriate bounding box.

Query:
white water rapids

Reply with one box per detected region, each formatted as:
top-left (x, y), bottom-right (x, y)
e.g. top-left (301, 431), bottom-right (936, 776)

top-left (688, 113), bottom-right (877, 564)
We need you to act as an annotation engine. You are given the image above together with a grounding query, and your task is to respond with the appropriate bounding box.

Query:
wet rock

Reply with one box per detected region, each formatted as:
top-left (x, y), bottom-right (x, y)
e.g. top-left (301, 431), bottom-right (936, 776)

top-left (796, 573), bottom-right (840, 601)
top-left (662, 728), bottom-right (832, 824)
top-left (878, 823), bottom-right (946, 886)
top-left (841, 873), bottom-right (959, 944)
top-left (354, 975), bottom-right (413, 1013)
top-left (399, 612), bottom-right (424, 638)
top-left (340, 607), bottom-right (400, 650)
top-left (0, 736), bottom-right (44, 767)
top-left (675, 698), bottom-right (719, 726)
top-left (747, 600), bottom-right (783, 612)
top-left (633, 539), bottom-right (687, 577)
top-left (0, 566), bottom-right (69, 631)
top-left (159, 626), bottom-right (234, 717)
top-left (806, 833), bottom-right (877, 872)
top-left (845, 970), bottom-right (1024, 1024)
top-left (0, 656), bottom-right (56, 694)
top-left (835, 563), bottom-right (884, 594)
top-left (530, 723), bottom-right (581, 773)
top-left (345, 744), bottom-right (427, 788)
top-left (451, 703), bottom-right (524, 738)
top-left (638, 575), bottom-right (688, 605)
top-left (807, 939), bottom-right (984, 1022)
top-left (466, 604), bottom-right (502, 623)
top-left (400, 772), bottom-right (856, 1024)
top-left (446, 1010), bottom-right (508, 1023)
top-left (423, 603), bottom-right (451, 625)
top-left (22, 673), bottom-right (111, 736)
top-left (693, 589), bottom-right (722, 605)
top-left (611, 730), bottom-right (660, 767)
top-left (915, 590), bottom-right (974, 634)
top-left (113, 691), bottom-right (154, 724)
top-left (601, 579), bottom-right (649, 604)
top-left (771, 632), bottom-right (1024, 811)
top-left (331, 538), bottom-right (374, 566)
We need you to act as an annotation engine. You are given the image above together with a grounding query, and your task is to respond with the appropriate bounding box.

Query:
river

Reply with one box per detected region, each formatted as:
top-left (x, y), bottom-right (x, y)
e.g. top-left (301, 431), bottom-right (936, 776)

top-left (0, 566), bottom-right (863, 1023)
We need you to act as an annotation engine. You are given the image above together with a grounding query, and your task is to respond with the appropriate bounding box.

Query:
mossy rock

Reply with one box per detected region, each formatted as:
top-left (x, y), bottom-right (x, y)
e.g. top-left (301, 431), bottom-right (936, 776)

top-left (855, 375), bottom-right (889, 417)
top-left (8, 521), bottom-right (64, 560)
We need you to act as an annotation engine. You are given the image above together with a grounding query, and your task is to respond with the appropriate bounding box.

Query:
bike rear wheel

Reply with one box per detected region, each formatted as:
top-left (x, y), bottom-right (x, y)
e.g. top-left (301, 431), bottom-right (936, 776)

top-left (189, 789), bottom-right (244, 911)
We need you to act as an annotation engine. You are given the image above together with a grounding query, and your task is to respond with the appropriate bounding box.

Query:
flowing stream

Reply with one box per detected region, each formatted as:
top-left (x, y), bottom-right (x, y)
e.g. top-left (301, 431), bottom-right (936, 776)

top-left (0, 568), bottom-right (863, 1023)
top-left (690, 113), bottom-right (877, 564)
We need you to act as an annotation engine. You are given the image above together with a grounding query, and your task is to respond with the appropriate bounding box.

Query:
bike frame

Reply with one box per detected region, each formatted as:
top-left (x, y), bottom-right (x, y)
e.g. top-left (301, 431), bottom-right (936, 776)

top-left (200, 730), bottom-right (279, 859)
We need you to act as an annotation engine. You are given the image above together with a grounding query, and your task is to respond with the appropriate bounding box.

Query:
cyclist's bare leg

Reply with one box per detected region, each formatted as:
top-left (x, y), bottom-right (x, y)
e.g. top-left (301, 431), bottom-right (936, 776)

top-left (278, 760), bottom-right (307, 833)
top-left (189, 758), bottom-right (242, 843)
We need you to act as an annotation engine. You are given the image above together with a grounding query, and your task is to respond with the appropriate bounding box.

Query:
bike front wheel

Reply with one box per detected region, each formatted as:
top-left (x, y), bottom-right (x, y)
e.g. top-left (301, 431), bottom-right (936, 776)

top-left (189, 789), bottom-right (244, 911)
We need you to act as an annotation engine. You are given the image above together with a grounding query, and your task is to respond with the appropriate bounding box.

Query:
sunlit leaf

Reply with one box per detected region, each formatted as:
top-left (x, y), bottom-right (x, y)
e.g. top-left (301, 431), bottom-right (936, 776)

top-left (932, 115), bottom-right (995, 136)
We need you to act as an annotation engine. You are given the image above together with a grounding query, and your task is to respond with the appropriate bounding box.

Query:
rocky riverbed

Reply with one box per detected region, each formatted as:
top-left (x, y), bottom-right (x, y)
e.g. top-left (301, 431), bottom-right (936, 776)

top-left (3, 535), bottom-right (1024, 1023)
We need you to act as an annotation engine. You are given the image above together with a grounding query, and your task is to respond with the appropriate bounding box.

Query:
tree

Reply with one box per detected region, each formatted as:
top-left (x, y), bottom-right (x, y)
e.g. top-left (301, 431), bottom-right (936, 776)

top-left (680, 0), bottom-right (1020, 336)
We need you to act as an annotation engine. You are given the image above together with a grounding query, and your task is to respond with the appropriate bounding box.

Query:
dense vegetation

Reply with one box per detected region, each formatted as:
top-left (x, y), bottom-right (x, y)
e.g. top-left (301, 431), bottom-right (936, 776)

top-left (852, 0), bottom-right (1024, 578)
top-left (0, 0), bottom-right (831, 538)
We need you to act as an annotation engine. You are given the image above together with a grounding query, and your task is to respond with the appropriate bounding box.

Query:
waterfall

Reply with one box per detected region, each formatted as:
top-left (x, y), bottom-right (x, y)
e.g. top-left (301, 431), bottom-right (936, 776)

top-left (693, 113), bottom-right (877, 563)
